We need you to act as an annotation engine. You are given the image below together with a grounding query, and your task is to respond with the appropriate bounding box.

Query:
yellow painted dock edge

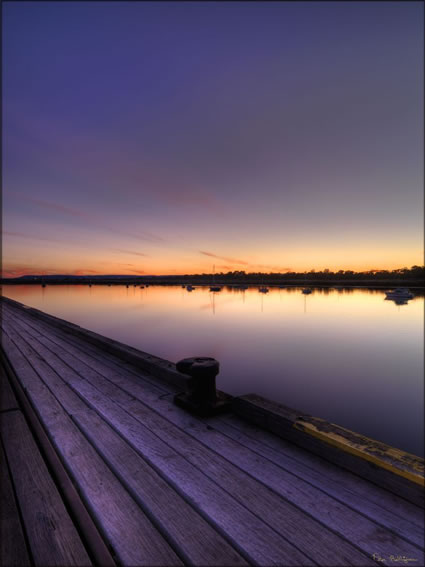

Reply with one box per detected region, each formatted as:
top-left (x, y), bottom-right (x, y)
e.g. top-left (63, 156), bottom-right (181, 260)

top-left (294, 418), bottom-right (424, 487)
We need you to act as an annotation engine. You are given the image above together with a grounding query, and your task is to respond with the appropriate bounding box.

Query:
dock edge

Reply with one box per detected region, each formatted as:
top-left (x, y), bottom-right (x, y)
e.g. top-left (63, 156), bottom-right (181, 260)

top-left (2, 296), bottom-right (423, 507)
top-left (232, 394), bottom-right (424, 507)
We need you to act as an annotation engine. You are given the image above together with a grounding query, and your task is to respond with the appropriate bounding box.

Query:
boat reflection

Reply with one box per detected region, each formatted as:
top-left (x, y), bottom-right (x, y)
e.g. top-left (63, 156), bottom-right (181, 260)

top-left (387, 298), bottom-right (409, 306)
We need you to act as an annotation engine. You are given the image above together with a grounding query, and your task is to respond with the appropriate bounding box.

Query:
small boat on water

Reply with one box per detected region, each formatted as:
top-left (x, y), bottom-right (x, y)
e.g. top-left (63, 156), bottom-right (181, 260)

top-left (209, 264), bottom-right (222, 292)
top-left (186, 285), bottom-right (195, 291)
top-left (302, 289), bottom-right (312, 295)
top-left (259, 287), bottom-right (269, 293)
top-left (140, 285), bottom-right (145, 289)
top-left (385, 288), bottom-right (413, 300)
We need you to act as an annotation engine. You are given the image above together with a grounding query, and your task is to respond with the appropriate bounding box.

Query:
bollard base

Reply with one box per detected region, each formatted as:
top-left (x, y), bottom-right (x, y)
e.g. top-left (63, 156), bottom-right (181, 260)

top-left (174, 390), bottom-right (233, 417)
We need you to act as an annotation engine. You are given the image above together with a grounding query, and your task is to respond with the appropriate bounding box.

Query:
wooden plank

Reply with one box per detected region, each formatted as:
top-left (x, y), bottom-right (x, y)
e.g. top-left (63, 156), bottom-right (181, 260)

top-left (211, 417), bottom-right (425, 548)
top-left (0, 440), bottom-right (31, 566)
top-left (107, 397), bottom-right (425, 562)
top-left (73, 408), bottom-right (248, 566)
top-left (1, 319), bottom-right (317, 566)
top-left (233, 394), bottom-right (424, 506)
top-left (55, 314), bottom-right (423, 524)
top-left (3, 317), bottom-right (380, 567)
top-left (1, 297), bottom-right (185, 389)
top-left (9, 311), bottom-right (424, 553)
top-left (1, 410), bottom-right (91, 566)
top-left (2, 302), bottom-right (173, 397)
top-left (220, 413), bottom-right (425, 526)
top-left (0, 359), bottom-right (19, 412)
top-left (1, 316), bottom-right (248, 565)
top-left (8, 303), bottom-right (425, 529)
top-left (0, 331), bottom-right (183, 567)
top-left (2, 348), bottom-right (116, 567)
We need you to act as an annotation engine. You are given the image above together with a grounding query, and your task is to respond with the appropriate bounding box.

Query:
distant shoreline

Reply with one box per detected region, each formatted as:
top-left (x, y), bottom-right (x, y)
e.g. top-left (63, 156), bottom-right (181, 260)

top-left (1, 276), bottom-right (424, 289)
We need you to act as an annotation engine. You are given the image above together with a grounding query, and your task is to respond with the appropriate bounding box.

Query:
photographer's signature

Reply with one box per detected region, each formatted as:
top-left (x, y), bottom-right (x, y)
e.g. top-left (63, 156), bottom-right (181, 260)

top-left (372, 554), bottom-right (418, 564)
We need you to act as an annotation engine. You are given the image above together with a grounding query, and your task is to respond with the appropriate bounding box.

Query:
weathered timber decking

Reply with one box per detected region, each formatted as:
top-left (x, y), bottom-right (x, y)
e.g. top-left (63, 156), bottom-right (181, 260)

top-left (1, 297), bottom-right (424, 566)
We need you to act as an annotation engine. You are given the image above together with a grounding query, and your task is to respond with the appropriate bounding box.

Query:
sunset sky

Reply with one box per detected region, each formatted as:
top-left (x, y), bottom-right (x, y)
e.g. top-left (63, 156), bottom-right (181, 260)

top-left (2, 1), bottom-right (424, 277)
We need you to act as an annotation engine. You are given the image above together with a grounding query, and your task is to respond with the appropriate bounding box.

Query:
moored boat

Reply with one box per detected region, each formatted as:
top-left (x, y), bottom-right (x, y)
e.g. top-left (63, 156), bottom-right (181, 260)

top-left (209, 264), bottom-right (222, 292)
top-left (385, 288), bottom-right (414, 300)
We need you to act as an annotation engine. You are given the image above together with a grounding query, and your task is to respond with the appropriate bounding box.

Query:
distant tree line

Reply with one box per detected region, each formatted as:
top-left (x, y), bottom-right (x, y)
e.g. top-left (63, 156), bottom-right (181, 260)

top-left (206, 265), bottom-right (425, 282)
top-left (1, 265), bottom-right (423, 285)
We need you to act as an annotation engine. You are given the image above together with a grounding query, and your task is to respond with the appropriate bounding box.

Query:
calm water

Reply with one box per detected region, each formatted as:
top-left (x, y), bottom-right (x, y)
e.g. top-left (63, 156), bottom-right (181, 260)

top-left (2, 284), bottom-right (424, 456)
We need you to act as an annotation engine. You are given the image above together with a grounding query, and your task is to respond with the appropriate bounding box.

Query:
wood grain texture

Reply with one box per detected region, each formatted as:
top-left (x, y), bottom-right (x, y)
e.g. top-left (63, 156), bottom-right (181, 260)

top-left (9, 311), bottom-right (423, 556)
top-left (74, 408), bottom-right (248, 567)
top-left (103, 390), bottom-right (425, 562)
top-left (3, 314), bottom-right (380, 567)
top-left (2, 350), bottom-right (117, 567)
top-left (233, 394), bottom-right (424, 506)
top-left (17, 304), bottom-right (423, 528)
top-left (210, 417), bottom-right (425, 548)
top-left (0, 440), bottom-right (31, 567)
top-left (4, 301), bottom-right (175, 396)
top-left (2, 313), bottom-right (248, 566)
top-left (0, 330), bottom-right (183, 567)
top-left (1, 296), bottom-right (185, 389)
top-left (4, 301), bottom-right (425, 566)
top-left (1, 411), bottom-right (91, 567)
top-left (2, 322), bottom-right (315, 566)
top-left (0, 359), bottom-right (19, 412)
top-left (220, 413), bottom-right (425, 527)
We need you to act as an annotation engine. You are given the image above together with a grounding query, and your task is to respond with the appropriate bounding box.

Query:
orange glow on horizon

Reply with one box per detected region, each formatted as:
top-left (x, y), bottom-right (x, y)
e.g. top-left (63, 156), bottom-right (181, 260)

top-left (2, 231), bottom-right (423, 278)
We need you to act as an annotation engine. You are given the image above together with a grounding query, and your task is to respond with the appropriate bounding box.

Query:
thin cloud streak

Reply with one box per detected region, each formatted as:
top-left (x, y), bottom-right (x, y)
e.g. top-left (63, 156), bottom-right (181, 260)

top-left (4, 230), bottom-right (58, 243)
top-left (25, 196), bottom-right (165, 243)
top-left (29, 198), bottom-right (86, 218)
top-left (127, 269), bottom-right (146, 274)
top-left (112, 248), bottom-right (149, 257)
top-left (200, 250), bottom-right (249, 265)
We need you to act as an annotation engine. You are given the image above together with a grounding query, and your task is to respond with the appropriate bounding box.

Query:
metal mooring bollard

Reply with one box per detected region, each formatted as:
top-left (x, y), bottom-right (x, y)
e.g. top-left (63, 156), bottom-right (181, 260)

top-left (174, 357), bottom-right (232, 417)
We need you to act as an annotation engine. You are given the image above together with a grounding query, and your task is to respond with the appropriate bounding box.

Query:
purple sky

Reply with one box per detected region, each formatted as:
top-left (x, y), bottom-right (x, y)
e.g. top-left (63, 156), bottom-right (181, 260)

top-left (3, 1), bottom-right (424, 276)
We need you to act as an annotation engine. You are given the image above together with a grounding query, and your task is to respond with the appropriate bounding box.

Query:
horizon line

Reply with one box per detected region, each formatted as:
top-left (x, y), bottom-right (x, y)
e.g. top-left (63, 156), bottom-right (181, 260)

top-left (2, 266), bottom-right (424, 280)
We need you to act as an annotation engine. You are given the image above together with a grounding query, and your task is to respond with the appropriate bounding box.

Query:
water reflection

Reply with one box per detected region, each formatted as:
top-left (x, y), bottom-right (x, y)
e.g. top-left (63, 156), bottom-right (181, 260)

top-left (386, 298), bottom-right (410, 306)
top-left (2, 284), bottom-right (423, 456)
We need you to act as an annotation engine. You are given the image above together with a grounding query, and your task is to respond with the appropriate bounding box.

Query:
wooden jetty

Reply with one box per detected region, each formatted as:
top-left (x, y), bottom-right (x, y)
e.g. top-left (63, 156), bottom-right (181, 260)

top-left (1, 296), bottom-right (424, 566)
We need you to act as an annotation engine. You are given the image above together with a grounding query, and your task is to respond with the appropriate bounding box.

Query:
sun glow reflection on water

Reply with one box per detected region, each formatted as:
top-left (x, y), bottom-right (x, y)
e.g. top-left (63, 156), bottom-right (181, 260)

top-left (2, 284), bottom-right (423, 456)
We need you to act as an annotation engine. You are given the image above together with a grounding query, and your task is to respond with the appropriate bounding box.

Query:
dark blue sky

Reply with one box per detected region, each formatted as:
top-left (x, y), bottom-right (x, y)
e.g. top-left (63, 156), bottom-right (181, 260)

top-left (3, 1), bottom-right (423, 276)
